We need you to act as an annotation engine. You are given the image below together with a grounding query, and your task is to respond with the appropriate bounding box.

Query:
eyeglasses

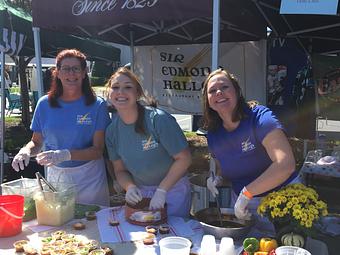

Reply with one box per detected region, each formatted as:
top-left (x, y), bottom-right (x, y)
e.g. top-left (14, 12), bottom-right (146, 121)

top-left (59, 66), bottom-right (83, 74)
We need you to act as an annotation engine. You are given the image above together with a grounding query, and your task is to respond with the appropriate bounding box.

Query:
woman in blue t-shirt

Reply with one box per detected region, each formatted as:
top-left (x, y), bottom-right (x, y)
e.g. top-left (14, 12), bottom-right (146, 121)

top-left (105, 67), bottom-right (192, 217)
top-left (202, 68), bottom-right (299, 221)
top-left (11, 49), bottom-right (111, 206)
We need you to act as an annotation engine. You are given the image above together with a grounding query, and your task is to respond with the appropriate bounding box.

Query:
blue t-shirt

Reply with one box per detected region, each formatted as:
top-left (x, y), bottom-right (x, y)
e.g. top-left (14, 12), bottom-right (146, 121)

top-left (207, 105), bottom-right (297, 196)
top-left (105, 107), bottom-right (188, 186)
top-left (31, 95), bottom-right (111, 167)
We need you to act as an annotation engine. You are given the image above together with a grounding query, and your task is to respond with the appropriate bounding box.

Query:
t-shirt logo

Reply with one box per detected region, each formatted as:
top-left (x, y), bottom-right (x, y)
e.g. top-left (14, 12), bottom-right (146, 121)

top-left (142, 135), bottom-right (158, 151)
top-left (77, 113), bottom-right (92, 125)
top-left (241, 137), bottom-right (255, 152)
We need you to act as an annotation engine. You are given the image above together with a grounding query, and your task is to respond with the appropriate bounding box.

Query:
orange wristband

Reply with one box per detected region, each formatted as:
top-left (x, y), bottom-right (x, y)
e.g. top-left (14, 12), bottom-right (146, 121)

top-left (243, 187), bottom-right (253, 199)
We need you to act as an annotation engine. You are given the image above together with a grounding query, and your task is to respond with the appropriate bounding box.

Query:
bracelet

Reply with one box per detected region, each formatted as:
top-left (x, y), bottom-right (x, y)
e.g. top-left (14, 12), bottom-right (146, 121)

top-left (242, 187), bottom-right (253, 199)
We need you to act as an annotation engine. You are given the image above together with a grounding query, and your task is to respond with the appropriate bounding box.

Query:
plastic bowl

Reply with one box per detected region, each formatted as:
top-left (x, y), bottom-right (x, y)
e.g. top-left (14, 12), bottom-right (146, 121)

top-left (275, 246), bottom-right (311, 255)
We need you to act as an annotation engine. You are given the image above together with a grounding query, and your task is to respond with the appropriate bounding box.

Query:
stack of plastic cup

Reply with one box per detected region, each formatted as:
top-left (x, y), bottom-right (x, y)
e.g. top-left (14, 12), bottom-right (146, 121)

top-left (219, 237), bottom-right (235, 255)
top-left (200, 235), bottom-right (216, 255)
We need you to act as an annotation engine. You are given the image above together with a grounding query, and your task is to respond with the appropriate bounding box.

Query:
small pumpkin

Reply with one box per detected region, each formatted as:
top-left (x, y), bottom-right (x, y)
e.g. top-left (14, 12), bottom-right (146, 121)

top-left (281, 232), bottom-right (305, 247)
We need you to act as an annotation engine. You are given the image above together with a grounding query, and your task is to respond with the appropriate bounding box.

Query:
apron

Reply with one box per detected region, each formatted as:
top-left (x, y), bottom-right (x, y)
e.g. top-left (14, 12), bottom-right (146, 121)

top-left (230, 175), bottom-right (301, 235)
top-left (140, 176), bottom-right (191, 218)
top-left (47, 158), bottom-right (110, 206)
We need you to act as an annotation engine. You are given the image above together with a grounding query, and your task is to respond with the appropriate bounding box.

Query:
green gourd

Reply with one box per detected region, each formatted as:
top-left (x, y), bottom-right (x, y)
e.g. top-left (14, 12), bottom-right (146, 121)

top-left (281, 232), bottom-right (305, 247)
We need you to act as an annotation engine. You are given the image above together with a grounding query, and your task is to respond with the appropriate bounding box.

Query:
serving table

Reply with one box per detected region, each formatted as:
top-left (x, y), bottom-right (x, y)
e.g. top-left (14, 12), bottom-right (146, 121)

top-left (0, 206), bottom-right (330, 255)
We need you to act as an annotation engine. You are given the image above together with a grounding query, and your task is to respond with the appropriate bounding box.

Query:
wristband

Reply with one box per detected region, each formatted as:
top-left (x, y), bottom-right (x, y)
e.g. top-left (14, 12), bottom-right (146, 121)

top-left (242, 187), bottom-right (253, 199)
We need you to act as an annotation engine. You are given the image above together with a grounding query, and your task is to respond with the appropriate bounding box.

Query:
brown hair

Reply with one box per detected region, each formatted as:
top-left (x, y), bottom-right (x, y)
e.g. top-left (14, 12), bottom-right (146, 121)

top-left (106, 67), bottom-right (157, 134)
top-left (202, 68), bottom-right (249, 131)
top-left (48, 49), bottom-right (95, 107)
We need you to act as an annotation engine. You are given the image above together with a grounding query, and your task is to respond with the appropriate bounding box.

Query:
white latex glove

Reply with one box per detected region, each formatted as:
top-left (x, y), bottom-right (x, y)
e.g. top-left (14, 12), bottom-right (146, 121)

top-left (234, 187), bottom-right (252, 220)
top-left (206, 175), bottom-right (223, 197)
top-left (112, 180), bottom-right (124, 194)
top-left (11, 147), bottom-right (31, 171)
top-left (125, 186), bottom-right (143, 205)
top-left (36, 149), bottom-right (71, 166)
top-left (149, 188), bottom-right (167, 210)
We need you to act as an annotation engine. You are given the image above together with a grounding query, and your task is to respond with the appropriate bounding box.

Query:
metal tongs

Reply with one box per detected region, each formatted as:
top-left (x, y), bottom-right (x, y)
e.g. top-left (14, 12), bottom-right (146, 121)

top-left (210, 170), bottom-right (223, 227)
top-left (35, 172), bottom-right (57, 193)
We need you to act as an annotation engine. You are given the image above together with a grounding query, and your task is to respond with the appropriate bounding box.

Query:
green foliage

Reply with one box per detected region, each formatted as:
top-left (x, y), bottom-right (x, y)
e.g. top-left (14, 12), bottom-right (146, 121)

top-left (90, 76), bottom-right (108, 86)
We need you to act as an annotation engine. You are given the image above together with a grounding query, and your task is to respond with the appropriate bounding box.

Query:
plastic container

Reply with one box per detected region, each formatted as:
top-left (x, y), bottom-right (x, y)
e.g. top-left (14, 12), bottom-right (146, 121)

top-left (275, 246), bottom-right (311, 255)
top-left (34, 182), bottom-right (76, 226)
top-left (0, 195), bottom-right (24, 237)
top-left (1, 178), bottom-right (40, 221)
top-left (159, 236), bottom-right (191, 255)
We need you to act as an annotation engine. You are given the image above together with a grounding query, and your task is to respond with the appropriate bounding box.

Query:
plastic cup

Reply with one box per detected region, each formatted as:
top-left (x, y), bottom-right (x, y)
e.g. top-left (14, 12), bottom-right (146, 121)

top-left (219, 237), bottom-right (235, 255)
top-left (200, 234), bottom-right (216, 255)
top-left (159, 236), bottom-right (191, 255)
top-left (0, 195), bottom-right (24, 237)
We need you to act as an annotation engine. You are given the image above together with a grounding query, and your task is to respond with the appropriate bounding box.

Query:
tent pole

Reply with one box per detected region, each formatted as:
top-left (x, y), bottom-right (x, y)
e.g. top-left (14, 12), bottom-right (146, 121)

top-left (212, 0), bottom-right (220, 70)
top-left (130, 31), bottom-right (134, 72)
top-left (1, 51), bottom-right (5, 186)
top-left (33, 27), bottom-right (44, 98)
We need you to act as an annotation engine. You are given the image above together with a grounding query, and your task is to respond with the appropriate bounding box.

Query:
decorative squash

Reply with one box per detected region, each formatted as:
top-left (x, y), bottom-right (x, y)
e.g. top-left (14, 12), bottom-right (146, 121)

top-left (281, 232), bottom-right (305, 247)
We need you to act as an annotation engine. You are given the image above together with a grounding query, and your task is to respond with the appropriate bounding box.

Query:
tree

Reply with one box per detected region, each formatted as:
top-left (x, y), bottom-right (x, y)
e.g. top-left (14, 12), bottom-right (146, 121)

top-left (7, 0), bottom-right (32, 14)
top-left (7, 0), bottom-right (33, 128)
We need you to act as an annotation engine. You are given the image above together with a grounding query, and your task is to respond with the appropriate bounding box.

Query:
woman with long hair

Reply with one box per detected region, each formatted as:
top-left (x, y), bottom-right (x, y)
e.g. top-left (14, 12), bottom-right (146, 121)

top-left (12, 49), bottom-right (111, 206)
top-left (105, 67), bottom-right (192, 217)
top-left (202, 68), bottom-right (298, 222)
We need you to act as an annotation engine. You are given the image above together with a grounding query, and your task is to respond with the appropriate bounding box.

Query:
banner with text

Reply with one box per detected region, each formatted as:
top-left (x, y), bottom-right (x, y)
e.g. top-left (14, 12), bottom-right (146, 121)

top-left (280, 0), bottom-right (338, 15)
top-left (134, 41), bottom-right (266, 114)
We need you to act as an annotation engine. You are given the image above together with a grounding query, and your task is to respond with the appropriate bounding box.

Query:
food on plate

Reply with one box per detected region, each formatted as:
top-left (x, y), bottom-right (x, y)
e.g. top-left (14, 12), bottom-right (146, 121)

top-left (73, 222), bottom-right (86, 230)
top-left (159, 224), bottom-right (170, 234)
top-left (61, 233), bottom-right (76, 242)
top-left (145, 225), bottom-right (158, 234)
top-left (85, 211), bottom-right (97, 220)
top-left (317, 156), bottom-right (338, 165)
top-left (243, 237), bottom-right (260, 254)
top-left (109, 219), bottom-right (120, 226)
top-left (130, 210), bottom-right (161, 222)
top-left (281, 232), bottom-right (305, 247)
top-left (143, 233), bottom-right (156, 245)
top-left (13, 240), bottom-right (29, 252)
top-left (51, 230), bottom-right (66, 240)
top-left (101, 246), bottom-right (114, 255)
top-left (23, 244), bottom-right (38, 255)
top-left (89, 249), bottom-right (107, 255)
top-left (259, 238), bottom-right (278, 252)
top-left (125, 197), bottom-right (167, 225)
top-left (254, 252), bottom-right (269, 255)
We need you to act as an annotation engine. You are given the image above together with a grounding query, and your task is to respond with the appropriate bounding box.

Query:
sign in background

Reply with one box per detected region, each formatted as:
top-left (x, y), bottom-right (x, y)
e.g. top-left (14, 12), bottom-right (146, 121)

top-left (280, 0), bottom-right (338, 15)
top-left (134, 41), bottom-right (266, 114)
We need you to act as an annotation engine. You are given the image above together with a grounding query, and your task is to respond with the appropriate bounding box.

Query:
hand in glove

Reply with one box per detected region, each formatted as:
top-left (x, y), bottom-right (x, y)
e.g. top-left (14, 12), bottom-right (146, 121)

top-left (36, 149), bottom-right (71, 166)
top-left (234, 187), bottom-right (252, 220)
top-left (125, 186), bottom-right (143, 205)
top-left (149, 188), bottom-right (167, 210)
top-left (11, 147), bottom-right (31, 171)
top-left (206, 175), bottom-right (223, 197)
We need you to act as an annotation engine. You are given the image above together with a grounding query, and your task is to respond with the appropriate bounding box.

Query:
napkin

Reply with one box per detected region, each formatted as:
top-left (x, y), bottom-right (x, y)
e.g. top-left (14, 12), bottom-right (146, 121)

top-left (96, 206), bottom-right (198, 243)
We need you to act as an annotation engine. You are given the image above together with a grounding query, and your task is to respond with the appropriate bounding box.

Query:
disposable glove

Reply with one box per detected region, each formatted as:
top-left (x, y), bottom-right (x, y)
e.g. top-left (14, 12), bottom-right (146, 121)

top-left (125, 186), bottom-right (143, 205)
top-left (112, 180), bottom-right (124, 194)
top-left (206, 175), bottom-right (223, 197)
top-left (149, 188), bottom-right (167, 210)
top-left (36, 149), bottom-right (71, 166)
top-left (11, 147), bottom-right (31, 171)
top-left (234, 187), bottom-right (252, 220)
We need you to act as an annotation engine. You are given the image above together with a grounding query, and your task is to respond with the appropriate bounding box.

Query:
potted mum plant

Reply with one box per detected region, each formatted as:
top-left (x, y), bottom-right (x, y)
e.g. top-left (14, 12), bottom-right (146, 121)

top-left (257, 183), bottom-right (328, 247)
